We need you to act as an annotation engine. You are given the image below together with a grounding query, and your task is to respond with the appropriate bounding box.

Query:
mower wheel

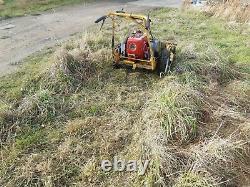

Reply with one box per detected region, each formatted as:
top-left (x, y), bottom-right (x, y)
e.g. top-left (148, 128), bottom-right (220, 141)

top-left (157, 48), bottom-right (171, 75)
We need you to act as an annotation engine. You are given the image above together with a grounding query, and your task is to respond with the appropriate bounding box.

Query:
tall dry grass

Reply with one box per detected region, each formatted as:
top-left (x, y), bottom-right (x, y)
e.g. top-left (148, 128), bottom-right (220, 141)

top-left (205, 0), bottom-right (250, 23)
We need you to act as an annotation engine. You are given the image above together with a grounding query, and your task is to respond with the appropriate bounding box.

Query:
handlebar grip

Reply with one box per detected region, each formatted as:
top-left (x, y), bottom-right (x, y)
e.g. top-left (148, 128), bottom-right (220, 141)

top-left (95, 16), bottom-right (107, 23)
top-left (116, 10), bottom-right (125, 13)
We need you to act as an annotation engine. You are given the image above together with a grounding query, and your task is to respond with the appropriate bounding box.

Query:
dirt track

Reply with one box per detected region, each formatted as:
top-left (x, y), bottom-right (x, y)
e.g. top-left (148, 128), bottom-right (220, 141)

top-left (0, 0), bottom-right (181, 76)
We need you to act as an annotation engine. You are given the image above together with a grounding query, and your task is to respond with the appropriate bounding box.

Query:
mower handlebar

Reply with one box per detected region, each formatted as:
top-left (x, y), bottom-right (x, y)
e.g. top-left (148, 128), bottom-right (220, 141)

top-left (95, 16), bottom-right (107, 23)
top-left (116, 10), bottom-right (125, 13)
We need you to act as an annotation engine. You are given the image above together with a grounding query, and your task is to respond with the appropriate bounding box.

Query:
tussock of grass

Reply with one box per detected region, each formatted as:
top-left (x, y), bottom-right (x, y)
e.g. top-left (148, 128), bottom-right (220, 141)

top-left (144, 80), bottom-right (201, 143)
top-left (141, 79), bottom-right (202, 186)
top-left (42, 32), bottom-right (112, 94)
top-left (53, 48), bottom-right (95, 79)
top-left (44, 48), bottom-right (96, 94)
top-left (15, 89), bottom-right (59, 125)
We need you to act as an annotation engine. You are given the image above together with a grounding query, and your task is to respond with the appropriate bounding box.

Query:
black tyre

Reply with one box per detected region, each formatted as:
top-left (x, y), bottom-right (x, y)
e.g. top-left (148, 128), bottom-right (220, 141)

top-left (113, 62), bottom-right (121, 69)
top-left (157, 48), bottom-right (171, 76)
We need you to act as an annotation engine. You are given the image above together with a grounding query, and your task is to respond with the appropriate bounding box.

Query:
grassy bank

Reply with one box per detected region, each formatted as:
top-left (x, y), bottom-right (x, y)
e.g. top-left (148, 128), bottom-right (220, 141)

top-left (0, 0), bottom-right (97, 18)
top-left (0, 7), bottom-right (250, 186)
top-left (204, 0), bottom-right (250, 23)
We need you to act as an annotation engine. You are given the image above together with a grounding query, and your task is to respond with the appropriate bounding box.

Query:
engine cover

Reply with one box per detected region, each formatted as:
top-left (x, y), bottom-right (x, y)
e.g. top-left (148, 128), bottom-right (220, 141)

top-left (126, 34), bottom-right (149, 60)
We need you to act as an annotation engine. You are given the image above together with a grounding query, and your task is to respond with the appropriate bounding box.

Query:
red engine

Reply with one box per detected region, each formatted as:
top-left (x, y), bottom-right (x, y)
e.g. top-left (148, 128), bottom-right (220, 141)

top-left (126, 31), bottom-right (150, 60)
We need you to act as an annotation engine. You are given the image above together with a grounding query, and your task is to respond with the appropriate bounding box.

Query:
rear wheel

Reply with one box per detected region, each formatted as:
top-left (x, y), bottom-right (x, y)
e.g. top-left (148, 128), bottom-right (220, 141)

top-left (157, 48), bottom-right (171, 76)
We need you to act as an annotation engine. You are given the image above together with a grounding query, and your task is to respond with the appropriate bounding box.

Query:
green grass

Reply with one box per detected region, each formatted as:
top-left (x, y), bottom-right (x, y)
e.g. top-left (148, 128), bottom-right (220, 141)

top-left (0, 7), bottom-right (249, 187)
top-left (0, 0), bottom-right (97, 18)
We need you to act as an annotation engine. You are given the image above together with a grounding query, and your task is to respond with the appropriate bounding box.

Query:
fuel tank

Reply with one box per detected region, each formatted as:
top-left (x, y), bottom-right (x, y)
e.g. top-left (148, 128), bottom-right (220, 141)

top-left (126, 34), bottom-right (149, 60)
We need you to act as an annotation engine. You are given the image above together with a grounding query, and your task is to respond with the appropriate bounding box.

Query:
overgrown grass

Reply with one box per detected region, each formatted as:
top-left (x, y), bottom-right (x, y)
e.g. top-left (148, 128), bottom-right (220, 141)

top-left (0, 0), bottom-right (97, 18)
top-left (204, 0), bottom-right (250, 23)
top-left (0, 7), bottom-right (250, 187)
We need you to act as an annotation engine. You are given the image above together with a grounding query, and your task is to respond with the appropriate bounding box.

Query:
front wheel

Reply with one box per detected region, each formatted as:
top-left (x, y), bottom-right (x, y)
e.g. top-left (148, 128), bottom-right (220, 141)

top-left (157, 48), bottom-right (171, 76)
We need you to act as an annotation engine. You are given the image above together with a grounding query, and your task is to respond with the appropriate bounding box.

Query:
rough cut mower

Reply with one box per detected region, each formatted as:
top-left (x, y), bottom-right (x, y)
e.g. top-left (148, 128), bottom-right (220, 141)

top-left (95, 11), bottom-right (177, 75)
